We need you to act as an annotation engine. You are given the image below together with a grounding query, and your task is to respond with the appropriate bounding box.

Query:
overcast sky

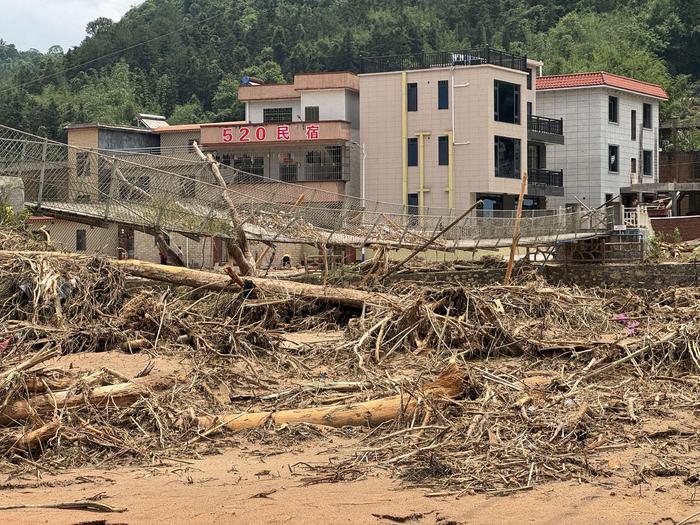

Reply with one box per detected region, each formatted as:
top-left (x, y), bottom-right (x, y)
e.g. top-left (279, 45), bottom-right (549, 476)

top-left (1, 0), bottom-right (143, 52)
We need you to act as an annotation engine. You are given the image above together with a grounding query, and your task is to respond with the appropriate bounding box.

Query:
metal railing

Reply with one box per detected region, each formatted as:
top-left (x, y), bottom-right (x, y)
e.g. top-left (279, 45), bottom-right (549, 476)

top-left (528, 115), bottom-right (564, 136)
top-left (361, 47), bottom-right (528, 74)
top-left (529, 168), bottom-right (563, 187)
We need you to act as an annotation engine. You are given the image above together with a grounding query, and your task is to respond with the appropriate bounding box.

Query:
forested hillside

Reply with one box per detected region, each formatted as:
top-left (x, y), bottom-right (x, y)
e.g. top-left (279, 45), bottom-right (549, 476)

top-left (1, 0), bottom-right (699, 140)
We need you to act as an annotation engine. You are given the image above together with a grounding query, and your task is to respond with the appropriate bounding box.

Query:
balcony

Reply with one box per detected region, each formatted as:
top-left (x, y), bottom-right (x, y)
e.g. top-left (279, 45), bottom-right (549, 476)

top-left (528, 115), bottom-right (564, 144)
top-left (360, 47), bottom-right (528, 74)
top-left (528, 168), bottom-right (564, 197)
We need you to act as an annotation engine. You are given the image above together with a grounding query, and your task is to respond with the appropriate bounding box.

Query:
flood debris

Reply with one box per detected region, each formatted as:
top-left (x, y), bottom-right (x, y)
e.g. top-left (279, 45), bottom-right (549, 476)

top-left (1, 222), bottom-right (700, 497)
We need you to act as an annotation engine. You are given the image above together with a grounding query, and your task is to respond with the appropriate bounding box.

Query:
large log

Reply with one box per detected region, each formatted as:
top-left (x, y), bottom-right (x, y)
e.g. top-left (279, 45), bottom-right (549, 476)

top-left (196, 365), bottom-right (465, 432)
top-left (0, 251), bottom-right (399, 309)
top-left (116, 259), bottom-right (397, 309)
top-left (0, 375), bottom-right (174, 426)
top-left (0, 420), bottom-right (60, 453)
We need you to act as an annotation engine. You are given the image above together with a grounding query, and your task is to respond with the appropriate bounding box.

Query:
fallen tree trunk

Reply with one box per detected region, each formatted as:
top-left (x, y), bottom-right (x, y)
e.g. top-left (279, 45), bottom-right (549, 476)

top-left (196, 365), bottom-right (465, 432)
top-left (0, 375), bottom-right (174, 426)
top-left (0, 420), bottom-right (60, 453)
top-left (114, 259), bottom-right (397, 309)
top-left (0, 251), bottom-right (400, 309)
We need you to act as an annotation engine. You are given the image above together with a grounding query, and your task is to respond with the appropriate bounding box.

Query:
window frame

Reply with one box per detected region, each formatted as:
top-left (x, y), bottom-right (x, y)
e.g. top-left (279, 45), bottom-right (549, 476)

top-left (407, 138), bottom-right (418, 167)
top-left (608, 144), bottom-right (619, 173)
top-left (407, 82), bottom-right (418, 112)
top-left (305, 106), bottom-right (320, 122)
top-left (263, 107), bottom-right (293, 124)
top-left (494, 80), bottom-right (521, 125)
top-left (76, 229), bottom-right (87, 252)
top-left (608, 96), bottom-right (619, 124)
top-left (643, 150), bottom-right (653, 176)
top-left (631, 110), bottom-right (637, 140)
top-left (438, 135), bottom-right (449, 166)
top-left (438, 80), bottom-right (449, 110)
top-left (643, 103), bottom-right (652, 129)
top-left (494, 136), bottom-right (521, 179)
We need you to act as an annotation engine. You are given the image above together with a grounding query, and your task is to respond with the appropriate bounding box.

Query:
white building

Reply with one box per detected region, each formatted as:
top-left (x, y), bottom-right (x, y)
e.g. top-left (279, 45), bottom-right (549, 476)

top-left (536, 72), bottom-right (669, 208)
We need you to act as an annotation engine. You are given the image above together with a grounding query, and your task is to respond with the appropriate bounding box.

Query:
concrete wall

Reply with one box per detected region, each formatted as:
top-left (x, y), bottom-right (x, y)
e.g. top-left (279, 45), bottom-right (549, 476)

top-left (360, 64), bottom-right (528, 212)
top-left (246, 99), bottom-right (303, 124)
top-left (300, 89), bottom-right (347, 122)
top-left (27, 218), bottom-right (119, 255)
top-left (538, 87), bottom-right (660, 209)
top-left (98, 129), bottom-right (158, 152)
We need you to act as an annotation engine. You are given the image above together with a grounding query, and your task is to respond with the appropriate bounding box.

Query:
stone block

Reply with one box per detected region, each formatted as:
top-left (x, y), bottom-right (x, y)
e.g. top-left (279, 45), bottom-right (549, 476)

top-left (0, 176), bottom-right (24, 213)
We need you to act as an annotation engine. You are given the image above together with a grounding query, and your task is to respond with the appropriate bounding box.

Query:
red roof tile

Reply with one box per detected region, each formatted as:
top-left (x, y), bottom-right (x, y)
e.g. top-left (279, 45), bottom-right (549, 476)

top-left (536, 72), bottom-right (668, 100)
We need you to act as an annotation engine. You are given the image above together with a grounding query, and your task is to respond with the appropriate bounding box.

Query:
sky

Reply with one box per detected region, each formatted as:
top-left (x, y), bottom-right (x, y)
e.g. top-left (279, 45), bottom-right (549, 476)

top-left (0, 0), bottom-right (143, 52)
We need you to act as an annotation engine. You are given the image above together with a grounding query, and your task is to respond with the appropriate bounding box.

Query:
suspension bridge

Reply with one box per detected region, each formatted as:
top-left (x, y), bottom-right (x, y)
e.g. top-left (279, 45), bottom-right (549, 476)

top-left (0, 124), bottom-right (613, 251)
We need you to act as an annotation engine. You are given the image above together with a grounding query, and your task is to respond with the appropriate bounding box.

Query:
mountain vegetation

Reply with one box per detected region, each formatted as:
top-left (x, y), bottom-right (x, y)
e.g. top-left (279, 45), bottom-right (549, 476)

top-left (1, 0), bottom-right (698, 142)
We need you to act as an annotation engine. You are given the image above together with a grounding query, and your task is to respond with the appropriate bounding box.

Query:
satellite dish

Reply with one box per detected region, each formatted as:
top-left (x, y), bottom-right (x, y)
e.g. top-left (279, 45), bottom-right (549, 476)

top-left (241, 76), bottom-right (250, 85)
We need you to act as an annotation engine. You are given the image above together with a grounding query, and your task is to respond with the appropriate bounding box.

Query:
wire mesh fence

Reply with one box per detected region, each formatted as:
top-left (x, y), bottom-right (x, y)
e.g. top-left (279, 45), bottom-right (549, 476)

top-left (0, 124), bottom-right (613, 251)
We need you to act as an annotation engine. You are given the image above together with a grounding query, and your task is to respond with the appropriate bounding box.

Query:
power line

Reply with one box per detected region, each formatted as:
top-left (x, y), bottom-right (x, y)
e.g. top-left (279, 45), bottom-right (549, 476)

top-left (0, 7), bottom-right (222, 96)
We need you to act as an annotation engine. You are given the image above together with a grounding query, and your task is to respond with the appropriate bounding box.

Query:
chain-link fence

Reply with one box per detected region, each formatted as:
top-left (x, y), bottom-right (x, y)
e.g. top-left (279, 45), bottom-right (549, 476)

top-left (0, 124), bottom-right (612, 251)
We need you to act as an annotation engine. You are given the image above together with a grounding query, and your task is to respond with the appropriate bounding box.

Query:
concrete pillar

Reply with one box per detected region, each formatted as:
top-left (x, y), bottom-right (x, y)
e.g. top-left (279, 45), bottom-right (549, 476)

top-left (0, 176), bottom-right (24, 213)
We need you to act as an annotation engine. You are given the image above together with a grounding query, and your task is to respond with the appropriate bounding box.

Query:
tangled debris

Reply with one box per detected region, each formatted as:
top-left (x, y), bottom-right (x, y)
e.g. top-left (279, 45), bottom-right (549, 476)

top-left (1, 237), bottom-right (700, 496)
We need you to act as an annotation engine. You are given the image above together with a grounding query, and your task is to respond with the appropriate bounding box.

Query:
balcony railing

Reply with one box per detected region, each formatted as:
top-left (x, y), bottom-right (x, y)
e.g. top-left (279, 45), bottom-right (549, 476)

top-left (528, 115), bottom-right (563, 136)
top-left (529, 168), bottom-right (563, 187)
top-left (361, 47), bottom-right (528, 74)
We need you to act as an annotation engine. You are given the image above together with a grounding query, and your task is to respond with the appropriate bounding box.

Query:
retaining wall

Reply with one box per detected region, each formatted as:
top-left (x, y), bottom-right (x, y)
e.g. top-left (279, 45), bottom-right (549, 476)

top-left (393, 262), bottom-right (700, 288)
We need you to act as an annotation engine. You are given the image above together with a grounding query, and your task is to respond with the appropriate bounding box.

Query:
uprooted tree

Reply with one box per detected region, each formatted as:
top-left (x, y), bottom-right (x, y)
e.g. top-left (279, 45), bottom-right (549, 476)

top-left (192, 142), bottom-right (257, 276)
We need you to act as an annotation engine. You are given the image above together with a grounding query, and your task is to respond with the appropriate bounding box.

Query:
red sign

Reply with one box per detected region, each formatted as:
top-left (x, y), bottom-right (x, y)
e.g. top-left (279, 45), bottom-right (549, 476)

top-left (220, 124), bottom-right (320, 144)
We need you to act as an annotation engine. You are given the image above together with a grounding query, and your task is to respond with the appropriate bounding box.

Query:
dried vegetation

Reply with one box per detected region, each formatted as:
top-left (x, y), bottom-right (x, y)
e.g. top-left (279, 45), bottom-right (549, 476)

top-left (1, 223), bottom-right (700, 496)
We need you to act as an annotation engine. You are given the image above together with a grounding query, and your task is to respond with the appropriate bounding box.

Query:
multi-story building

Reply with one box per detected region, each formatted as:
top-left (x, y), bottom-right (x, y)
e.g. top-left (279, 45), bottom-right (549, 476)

top-left (34, 72), bottom-right (362, 267)
top-left (536, 72), bottom-right (668, 208)
top-left (359, 48), bottom-right (565, 215)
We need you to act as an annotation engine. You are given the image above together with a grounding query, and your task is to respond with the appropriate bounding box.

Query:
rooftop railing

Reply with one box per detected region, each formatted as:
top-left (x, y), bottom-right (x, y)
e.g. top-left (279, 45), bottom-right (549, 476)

top-left (361, 47), bottom-right (528, 74)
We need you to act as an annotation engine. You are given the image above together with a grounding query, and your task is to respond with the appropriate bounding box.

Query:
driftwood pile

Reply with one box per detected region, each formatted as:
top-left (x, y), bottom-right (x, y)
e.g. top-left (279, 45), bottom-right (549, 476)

top-left (1, 225), bottom-right (700, 495)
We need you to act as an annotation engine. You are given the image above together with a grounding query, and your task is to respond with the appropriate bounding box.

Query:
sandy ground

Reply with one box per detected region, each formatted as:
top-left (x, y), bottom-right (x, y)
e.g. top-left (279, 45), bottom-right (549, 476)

top-left (3, 338), bottom-right (700, 524)
top-left (1, 440), bottom-right (698, 525)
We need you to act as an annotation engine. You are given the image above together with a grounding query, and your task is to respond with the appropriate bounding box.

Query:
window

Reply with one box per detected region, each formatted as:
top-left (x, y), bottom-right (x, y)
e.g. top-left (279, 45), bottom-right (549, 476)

top-left (305, 106), bottom-right (319, 122)
top-left (643, 103), bottom-right (652, 128)
top-left (263, 107), bottom-right (292, 123)
top-left (608, 145), bottom-right (619, 173)
top-left (407, 83), bottom-right (418, 112)
top-left (527, 102), bottom-right (532, 116)
top-left (407, 193), bottom-right (419, 223)
top-left (494, 136), bottom-right (521, 179)
top-left (233, 154), bottom-right (265, 176)
top-left (643, 150), bottom-right (652, 176)
top-left (631, 158), bottom-right (637, 173)
top-left (631, 110), bottom-right (637, 140)
top-left (494, 80), bottom-right (520, 124)
top-left (527, 69), bottom-right (533, 90)
top-left (76, 229), bottom-right (86, 252)
top-left (438, 136), bottom-right (449, 166)
top-left (608, 96), bottom-right (618, 123)
top-left (438, 80), bottom-right (449, 110)
top-left (605, 194), bottom-right (614, 204)
top-left (407, 138), bottom-right (418, 166)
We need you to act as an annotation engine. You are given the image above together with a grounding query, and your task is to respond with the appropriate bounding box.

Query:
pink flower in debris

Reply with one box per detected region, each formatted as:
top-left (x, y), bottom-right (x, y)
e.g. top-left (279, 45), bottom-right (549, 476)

top-left (0, 338), bottom-right (11, 354)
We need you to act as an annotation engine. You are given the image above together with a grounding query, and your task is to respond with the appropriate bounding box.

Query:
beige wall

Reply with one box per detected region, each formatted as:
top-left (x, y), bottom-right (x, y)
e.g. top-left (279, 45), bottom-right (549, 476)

top-left (27, 218), bottom-right (119, 255)
top-left (360, 65), bottom-right (528, 212)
